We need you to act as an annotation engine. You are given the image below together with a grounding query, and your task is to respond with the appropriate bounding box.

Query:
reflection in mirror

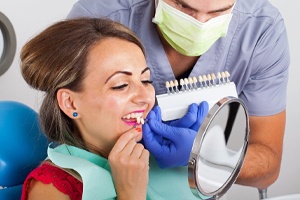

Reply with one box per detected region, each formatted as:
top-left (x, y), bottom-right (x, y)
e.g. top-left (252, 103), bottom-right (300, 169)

top-left (0, 29), bottom-right (3, 58)
top-left (0, 11), bottom-right (16, 76)
top-left (189, 97), bottom-right (249, 199)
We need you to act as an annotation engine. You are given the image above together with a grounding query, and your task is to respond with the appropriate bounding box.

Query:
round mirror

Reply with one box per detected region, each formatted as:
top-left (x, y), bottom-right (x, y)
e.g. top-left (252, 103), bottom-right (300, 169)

top-left (0, 29), bottom-right (3, 58)
top-left (0, 11), bottom-right (16, 76)
top-left (188, 96), bottom-right (250, 199)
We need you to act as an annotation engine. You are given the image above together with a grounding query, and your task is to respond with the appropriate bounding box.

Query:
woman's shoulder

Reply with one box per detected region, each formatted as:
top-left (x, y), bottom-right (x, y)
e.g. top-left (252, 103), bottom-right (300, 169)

top-left (21, 161), bottom-right (83, 200)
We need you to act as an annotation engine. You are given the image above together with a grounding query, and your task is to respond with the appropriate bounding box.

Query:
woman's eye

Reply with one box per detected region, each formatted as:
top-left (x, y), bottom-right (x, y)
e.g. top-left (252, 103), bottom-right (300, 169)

top-left (111, 84), bottom-right (128, 90)
top-left (142, 80), bottom-right (153, 85)
top-left (111, 80), bottom-right (152, 90)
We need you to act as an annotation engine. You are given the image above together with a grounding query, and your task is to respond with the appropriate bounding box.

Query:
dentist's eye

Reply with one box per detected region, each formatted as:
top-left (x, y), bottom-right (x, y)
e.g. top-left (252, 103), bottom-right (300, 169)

top-left (112, 84), bottom-right (128, 90)
top-left (173, 1), bottom-right (195, 16)
top-left (175, 2), bottom-right (184, 9)
top-left (142, 80), bottom-right (153, 85)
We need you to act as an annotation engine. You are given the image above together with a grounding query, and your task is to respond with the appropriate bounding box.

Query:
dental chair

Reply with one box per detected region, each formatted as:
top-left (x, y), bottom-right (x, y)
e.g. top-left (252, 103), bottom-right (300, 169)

top-left (0, 101), bottom-right (49, 200)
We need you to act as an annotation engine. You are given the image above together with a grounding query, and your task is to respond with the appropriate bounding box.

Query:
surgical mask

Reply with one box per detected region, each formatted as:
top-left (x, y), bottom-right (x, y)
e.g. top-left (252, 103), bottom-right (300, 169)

top-left (152, 0), bottom-right (234, 56)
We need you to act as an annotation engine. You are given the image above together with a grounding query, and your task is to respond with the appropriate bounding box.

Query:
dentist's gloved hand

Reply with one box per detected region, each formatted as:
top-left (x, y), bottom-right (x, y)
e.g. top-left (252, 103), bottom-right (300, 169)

top-left (167, 101), bottom-right (209, 131)
top-left (142, 102), bottom-right (208, 168)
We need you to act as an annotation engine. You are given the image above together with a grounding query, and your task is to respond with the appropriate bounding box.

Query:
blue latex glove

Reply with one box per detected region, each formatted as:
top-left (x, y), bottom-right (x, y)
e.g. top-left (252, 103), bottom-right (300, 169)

top-left (167, 101), bottom-right (209, 131)
top-left (142, 102), bottom-right (208, 168)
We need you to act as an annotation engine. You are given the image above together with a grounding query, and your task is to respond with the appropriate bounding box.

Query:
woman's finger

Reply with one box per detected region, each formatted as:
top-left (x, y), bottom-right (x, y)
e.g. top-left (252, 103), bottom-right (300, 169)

top-left (110, 129), bottom-right (141, 154)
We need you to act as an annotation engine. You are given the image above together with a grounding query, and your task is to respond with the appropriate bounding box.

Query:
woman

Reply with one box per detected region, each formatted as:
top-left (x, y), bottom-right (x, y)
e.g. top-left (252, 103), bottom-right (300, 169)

top-left (21, 18), bottom-right (155, 200)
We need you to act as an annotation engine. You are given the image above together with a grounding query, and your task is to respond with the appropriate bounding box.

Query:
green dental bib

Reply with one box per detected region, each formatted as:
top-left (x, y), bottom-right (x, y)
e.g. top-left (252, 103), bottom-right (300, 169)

top-left (47, 143), bottom-right (163, 200)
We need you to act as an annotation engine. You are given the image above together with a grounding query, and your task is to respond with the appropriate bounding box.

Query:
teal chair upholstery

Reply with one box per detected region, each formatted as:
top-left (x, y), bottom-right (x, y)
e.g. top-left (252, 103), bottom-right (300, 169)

top-left (0, 101), bottom-right (49, 200)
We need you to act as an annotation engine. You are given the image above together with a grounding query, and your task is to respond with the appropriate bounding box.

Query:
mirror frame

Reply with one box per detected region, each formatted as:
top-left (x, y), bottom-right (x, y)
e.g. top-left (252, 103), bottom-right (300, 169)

top-left (188, 96), bottom-right (250, 199)
top-left (0, 11), bottom-right (16, 76)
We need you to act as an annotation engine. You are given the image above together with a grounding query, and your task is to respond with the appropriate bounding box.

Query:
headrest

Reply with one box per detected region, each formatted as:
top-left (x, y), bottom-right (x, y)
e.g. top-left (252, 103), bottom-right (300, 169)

top-left (0, 101), bottom-right (49, 187)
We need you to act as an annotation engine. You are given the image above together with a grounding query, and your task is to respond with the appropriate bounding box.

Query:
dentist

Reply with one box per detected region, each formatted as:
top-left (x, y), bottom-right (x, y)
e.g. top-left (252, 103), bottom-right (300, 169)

top-left (68, 0), bottom-right (290, 190)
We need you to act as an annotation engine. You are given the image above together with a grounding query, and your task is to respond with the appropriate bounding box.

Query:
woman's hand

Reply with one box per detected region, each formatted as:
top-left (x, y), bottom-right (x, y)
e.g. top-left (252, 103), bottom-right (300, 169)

top-left (108, 129), bottom-right (149, 200)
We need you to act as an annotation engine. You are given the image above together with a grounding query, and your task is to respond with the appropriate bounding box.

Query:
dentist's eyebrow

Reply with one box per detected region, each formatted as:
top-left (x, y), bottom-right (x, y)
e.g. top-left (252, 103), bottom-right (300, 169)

top-left (176, 0), bottom-right (234, 14)
top-left (207, 3), bottom-right (234, 14)
top-left (175, 0), bottom-right (197, 11)
top-left (105, 71), bottom-right (132, 83)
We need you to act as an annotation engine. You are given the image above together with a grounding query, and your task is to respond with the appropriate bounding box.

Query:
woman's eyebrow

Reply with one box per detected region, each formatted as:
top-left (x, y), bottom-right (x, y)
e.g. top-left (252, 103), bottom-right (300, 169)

top-left (105, 71), bottom-right (132, 83)
top-left (141, 67), bottom-right (150, 74)
top-left (104, 67), bottom-right (150, 83)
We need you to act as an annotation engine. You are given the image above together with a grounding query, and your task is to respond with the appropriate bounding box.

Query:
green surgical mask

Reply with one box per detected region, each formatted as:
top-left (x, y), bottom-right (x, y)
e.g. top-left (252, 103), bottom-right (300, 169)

top-left (153, 0), bottom-right (234, 56)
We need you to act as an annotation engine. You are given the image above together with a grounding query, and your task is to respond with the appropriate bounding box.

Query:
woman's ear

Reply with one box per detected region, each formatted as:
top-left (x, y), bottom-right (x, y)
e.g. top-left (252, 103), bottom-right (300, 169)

top-left (57, 89), bottom-right (78, 118)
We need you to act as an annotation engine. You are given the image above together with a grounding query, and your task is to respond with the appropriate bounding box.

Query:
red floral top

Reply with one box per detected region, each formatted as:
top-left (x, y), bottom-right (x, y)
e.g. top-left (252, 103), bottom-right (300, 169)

top-left (21, 162), bottom-right (83, 200)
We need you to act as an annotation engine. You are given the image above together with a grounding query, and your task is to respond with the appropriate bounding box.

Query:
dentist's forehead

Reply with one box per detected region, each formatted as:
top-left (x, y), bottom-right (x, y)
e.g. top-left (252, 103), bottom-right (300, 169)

top-left (163, 0), bottom-right (235, 12)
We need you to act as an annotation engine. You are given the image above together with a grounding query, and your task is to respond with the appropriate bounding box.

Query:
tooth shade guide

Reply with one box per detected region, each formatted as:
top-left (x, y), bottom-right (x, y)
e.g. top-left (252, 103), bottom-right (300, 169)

top-left (211, 73), bottom-right (216, 85)
top-left (207, 74), bottom-right (212, 86)
top-left (207, 74), bottom-right (211, 80)
top-left (157, 71), bottom-right (237, 121)
top-left (174, 79), bottom-right (179, 86)
top-left (188, 77), bottom-right (193, 87)
top-left (198, 76), bottom-right (203, 88)
top-left (192, 76), bottom-right (198, 89)
top-left (169, 80), bottom-right (174, 87)
top-left (225, 71), bottom-right (230, 77)
top-left (169, 80), bottom-right (175, 93)
top-left (165, 81), bottom-right (171, 94)
top-left (202, 75), bottom-right (208, 87)
top-left (163, 71), bottom-right (231, 94)
top-left (174, 80), bottom-right (179, 92)
top-left (180, 79), bottom-right (185, 91)
top-left (183, 78), bottom-right (189, 90)
top-left (211, 73), bottom-right (216, 80)
top-left (225, 71), bottom-right (231, 82)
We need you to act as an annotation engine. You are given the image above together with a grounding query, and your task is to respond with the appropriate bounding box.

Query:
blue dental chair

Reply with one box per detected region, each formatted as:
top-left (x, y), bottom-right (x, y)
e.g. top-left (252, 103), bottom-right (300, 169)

top-left (0, 101), bottom-right (49, 200)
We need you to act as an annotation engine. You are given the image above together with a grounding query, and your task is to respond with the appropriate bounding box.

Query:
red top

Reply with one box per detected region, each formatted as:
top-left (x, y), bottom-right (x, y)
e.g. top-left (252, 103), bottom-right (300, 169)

top-left (21, 162), bottom-right (83, 200)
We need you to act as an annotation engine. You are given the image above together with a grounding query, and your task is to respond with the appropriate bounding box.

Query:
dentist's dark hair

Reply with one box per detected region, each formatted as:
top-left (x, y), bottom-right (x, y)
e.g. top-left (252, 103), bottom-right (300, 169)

top-left (20, 18), bottom-right (145, 151)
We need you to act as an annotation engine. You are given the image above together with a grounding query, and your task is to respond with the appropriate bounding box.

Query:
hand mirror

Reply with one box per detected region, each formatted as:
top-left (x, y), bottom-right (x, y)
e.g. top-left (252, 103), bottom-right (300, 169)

top-left (188, 96), bottom-right (250, 199)
top-left (0, 11), bottom-right (16, 76)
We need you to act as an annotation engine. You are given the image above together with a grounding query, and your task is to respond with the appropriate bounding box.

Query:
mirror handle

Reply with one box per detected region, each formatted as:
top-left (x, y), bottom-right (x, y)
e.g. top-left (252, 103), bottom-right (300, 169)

top-left (258, 188), bottom-right (268, 200)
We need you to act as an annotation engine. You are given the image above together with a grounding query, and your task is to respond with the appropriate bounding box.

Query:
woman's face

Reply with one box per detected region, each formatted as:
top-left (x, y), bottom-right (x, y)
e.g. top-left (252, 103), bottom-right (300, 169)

top-left (72, 38), bottom-right (155, 155)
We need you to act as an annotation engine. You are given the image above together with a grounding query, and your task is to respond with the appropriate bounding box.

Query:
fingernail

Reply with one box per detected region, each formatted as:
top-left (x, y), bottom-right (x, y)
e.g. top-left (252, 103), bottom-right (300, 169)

top-left (136, 127), bottom-right (142, 132)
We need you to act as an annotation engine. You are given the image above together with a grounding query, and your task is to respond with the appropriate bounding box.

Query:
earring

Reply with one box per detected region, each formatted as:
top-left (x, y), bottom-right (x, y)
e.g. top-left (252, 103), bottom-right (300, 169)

top-left (73, 112), bottom-right (78, 117)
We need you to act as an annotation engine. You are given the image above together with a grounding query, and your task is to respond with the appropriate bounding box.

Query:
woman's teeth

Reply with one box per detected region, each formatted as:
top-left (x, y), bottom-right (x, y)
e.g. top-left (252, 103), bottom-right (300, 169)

top-left (137, 117), bottom-right (145, 124)
top-left (122, 112), bottom-right (145, 125)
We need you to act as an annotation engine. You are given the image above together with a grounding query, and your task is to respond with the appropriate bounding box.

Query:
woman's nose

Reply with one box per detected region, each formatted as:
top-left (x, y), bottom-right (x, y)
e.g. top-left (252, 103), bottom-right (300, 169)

top-left (132, 83), bottom-right (154, 105)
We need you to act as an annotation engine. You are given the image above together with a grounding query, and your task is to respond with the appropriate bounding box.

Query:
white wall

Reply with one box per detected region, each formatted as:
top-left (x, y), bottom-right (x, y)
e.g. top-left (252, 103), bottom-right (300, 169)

top-left (0, 0), bottom-right (299, 199)
top-left (0, 0), bottom-right (77, 110)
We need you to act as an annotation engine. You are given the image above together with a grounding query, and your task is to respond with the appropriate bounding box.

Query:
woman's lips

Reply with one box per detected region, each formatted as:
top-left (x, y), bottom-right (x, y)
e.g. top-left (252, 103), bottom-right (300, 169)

top-left (122, 119), bottom-right (138, 126)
